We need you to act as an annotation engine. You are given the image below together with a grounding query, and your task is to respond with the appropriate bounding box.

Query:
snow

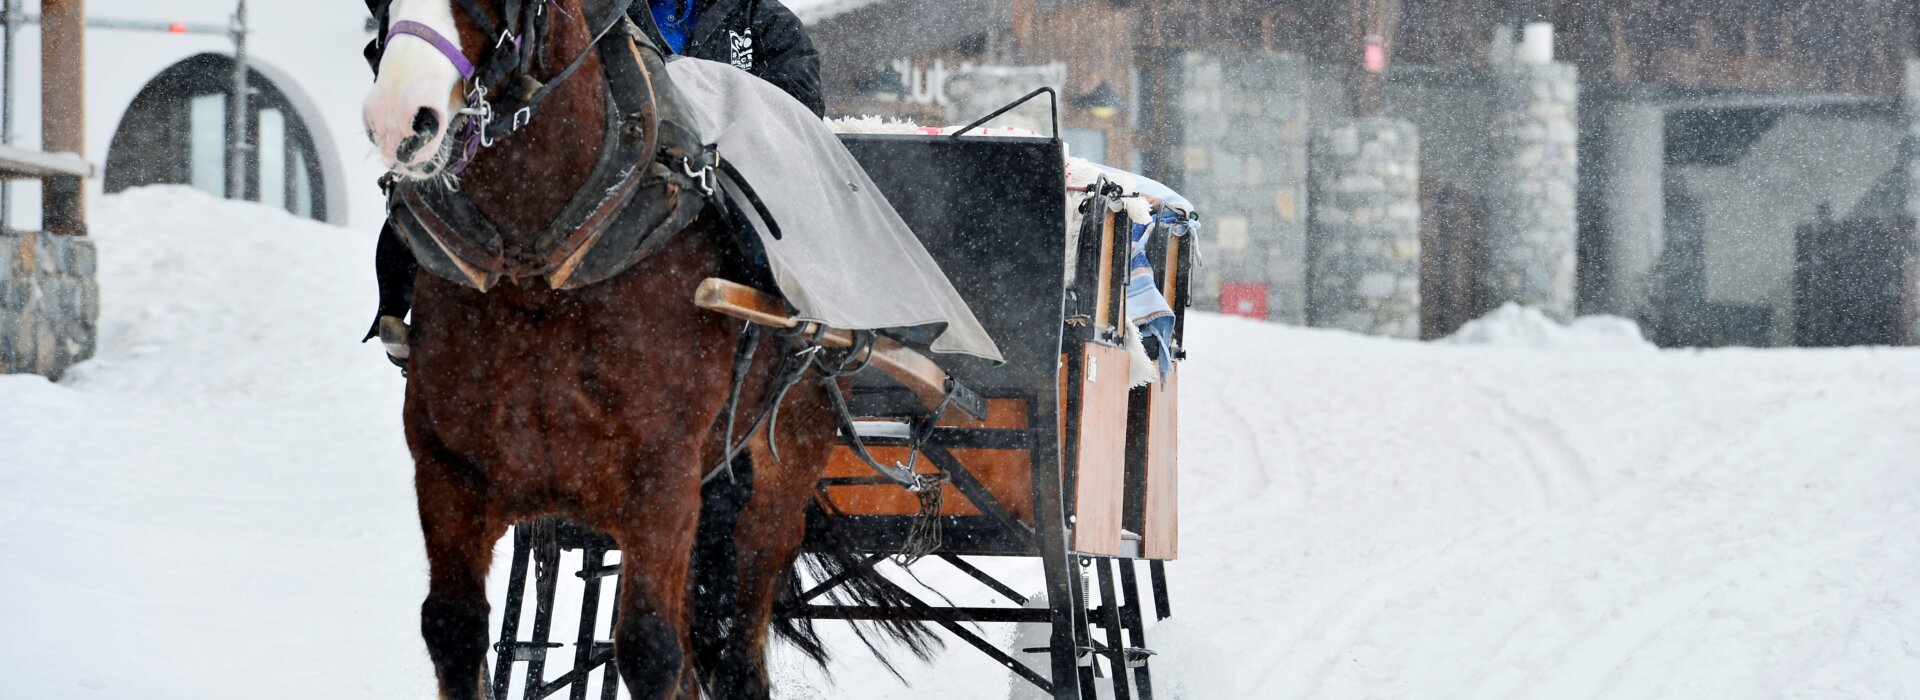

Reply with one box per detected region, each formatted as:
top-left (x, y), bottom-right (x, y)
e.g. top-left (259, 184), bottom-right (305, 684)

top-left (6, 188), bottom-right (1920, 698)
top-left (784, 0), bottom-right (889, 23)
top-left (1445, 303), bottom-right (1656, 351)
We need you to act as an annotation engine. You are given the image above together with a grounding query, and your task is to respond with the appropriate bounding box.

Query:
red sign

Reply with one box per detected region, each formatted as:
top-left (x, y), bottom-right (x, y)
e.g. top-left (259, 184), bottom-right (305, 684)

top-left (1219, 283), bottom-right (1269, 319)
top-left (1364, 35), bottom-right (1387, 73)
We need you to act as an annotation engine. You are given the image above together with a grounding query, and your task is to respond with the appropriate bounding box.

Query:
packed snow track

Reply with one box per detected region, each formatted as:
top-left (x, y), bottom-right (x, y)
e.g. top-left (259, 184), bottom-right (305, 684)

top-left (4, 189), bottom-right (1918, 698)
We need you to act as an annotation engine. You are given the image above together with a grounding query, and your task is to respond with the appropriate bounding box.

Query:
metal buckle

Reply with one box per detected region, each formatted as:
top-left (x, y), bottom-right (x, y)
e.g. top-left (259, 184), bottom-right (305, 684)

top-left (682, 157), bottom-right (715, 196)
top-left (458, 78), bottom-right (503, 148)
top-left (465, 78), bottom-right (489, 108)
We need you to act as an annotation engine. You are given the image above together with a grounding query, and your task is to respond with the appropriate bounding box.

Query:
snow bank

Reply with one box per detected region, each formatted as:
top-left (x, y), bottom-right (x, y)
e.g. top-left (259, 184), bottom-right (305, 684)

top-left (1445, 302), bottom-right (1656, 351)
top-left (5, 189), bottom-right (1920, 699)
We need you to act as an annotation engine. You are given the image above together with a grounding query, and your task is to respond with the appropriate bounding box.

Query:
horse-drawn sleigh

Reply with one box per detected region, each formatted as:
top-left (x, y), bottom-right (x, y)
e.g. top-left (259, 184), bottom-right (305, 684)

top-left (362, 1), bottom-right (1189, 698)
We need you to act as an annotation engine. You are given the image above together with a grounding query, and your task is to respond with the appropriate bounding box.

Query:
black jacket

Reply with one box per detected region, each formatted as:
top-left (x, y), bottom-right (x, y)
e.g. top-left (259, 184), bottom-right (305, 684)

top-left (363, 0), bottom-right (823, 117)
top-left (635, 0), bottom-right (823, 116)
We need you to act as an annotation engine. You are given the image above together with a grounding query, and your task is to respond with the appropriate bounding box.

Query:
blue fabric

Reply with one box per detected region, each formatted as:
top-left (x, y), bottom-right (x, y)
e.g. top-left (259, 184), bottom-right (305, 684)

top-left (1126, 220), bottom-right (1179, 379)
top-left (649, 0), bottom-right (700, 54)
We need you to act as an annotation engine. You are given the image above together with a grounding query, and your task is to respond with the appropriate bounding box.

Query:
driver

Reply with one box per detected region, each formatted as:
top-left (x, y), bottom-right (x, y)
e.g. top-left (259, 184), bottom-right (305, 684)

top-left (361, 0), bottom-right (824, 364)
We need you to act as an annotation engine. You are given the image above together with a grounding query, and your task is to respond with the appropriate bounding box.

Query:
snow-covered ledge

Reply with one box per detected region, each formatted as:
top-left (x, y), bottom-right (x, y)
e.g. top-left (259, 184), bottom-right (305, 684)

top-left (0, 145), bottom-right (92, 180)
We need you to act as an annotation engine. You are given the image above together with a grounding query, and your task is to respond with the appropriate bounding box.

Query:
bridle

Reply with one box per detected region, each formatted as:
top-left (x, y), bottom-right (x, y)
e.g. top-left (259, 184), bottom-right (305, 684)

top-left (376, 0), bottom-right (637, 175)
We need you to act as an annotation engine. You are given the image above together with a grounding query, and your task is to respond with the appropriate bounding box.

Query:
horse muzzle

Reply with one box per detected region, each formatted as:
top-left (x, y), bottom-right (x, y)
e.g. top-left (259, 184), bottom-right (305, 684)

top-left (364, 49), bottom-right (466, 174)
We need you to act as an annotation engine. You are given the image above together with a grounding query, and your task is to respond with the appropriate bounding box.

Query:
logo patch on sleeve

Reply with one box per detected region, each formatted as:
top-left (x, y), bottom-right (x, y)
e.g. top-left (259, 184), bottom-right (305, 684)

top-left (729, 30), bottom-right (754, 70)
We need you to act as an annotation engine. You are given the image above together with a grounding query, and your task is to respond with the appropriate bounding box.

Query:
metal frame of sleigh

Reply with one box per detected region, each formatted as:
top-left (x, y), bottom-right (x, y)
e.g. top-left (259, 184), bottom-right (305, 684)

top-left (488, 90), bottom-right (1195, 700)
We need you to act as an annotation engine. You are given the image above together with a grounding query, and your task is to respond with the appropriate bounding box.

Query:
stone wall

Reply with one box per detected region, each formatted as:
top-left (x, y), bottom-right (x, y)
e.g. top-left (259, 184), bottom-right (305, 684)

top-left (1485, 61), bottom-right (1579, 321)
top-left (1156, 51), bottom-right (1311, 324)
top-left (1, 231), bottom-right (98, 379)
top-left (1307, 118), bottom-right (1422, 338)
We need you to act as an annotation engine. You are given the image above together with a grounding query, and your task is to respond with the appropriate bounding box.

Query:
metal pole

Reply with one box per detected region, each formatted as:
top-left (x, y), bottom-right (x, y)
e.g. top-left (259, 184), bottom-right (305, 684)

top-left (14, 14), bottom-right (229, 35)
top-left (225, 0), bottom-right (247, 200)
top-left (2, 0), bottom-right (18, 232)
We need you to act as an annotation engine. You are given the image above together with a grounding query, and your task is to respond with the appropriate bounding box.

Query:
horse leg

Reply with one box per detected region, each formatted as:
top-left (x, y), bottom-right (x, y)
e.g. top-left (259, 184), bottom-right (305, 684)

top-left (609, 470), bottom-right (704, 700)
top-left (415, 453), bottom-right (503, 700)
top-left (695, 379), bottom-right (838, 699)
top-left (691, 449), bottom-right (755, 696)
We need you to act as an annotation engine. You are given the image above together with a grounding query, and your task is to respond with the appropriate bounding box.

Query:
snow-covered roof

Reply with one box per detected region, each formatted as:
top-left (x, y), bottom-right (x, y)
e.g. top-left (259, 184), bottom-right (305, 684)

top-left (785, 0), bottom-right (892, 24)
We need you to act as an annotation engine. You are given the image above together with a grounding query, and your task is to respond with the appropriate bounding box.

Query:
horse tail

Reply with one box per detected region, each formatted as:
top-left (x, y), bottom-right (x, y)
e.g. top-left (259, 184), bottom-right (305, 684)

top-left (772, 509), bottom-right (943, 678)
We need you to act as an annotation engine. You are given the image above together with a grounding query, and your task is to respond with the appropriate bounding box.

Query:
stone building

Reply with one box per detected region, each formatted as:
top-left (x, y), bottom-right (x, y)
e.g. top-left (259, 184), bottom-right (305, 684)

top-left (804, 0), bottom-right (1920, 346)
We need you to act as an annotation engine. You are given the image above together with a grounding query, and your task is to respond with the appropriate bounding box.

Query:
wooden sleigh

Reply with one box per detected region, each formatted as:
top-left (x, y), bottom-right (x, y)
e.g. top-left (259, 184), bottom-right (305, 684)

top-left (486, 94), bottom-right (1191, 700)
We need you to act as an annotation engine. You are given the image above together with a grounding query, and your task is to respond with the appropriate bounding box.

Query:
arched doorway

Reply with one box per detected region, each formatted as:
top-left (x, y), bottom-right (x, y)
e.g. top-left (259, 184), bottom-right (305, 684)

top-left (104, 53), bottom-right (342, 223)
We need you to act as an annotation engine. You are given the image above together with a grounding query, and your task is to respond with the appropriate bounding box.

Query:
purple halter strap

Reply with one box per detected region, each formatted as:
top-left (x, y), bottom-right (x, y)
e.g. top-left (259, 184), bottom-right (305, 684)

top-left (385, 20), bottom-right (477, 81)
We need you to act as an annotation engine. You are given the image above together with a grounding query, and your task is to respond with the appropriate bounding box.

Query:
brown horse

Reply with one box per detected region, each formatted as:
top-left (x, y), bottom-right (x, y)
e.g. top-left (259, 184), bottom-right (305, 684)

top-left (363, 1), bottom-right (930, 697)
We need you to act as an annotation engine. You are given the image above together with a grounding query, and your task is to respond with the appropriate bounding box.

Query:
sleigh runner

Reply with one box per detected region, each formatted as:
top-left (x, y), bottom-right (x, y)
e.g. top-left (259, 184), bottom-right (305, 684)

top-left (485, 91), bottom-right (1191, 700)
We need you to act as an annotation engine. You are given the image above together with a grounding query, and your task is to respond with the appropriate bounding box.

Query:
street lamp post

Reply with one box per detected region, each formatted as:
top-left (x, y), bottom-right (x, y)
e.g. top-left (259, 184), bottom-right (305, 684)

top-left (1, 0), bottom-right (18, 231)
top-left (225, 0), bottom-right (248, 200)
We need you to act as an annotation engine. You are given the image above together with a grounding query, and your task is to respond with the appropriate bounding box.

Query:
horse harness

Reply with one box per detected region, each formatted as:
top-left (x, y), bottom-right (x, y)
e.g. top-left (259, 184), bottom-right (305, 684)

top-left (379, 0), bottom-right (749, 291)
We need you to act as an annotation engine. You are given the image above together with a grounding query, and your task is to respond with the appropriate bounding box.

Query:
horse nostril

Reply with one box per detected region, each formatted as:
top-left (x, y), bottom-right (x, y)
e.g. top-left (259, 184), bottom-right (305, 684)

top-left (395, 107), bottom-right (443, 164)
top-left (412, 107), bottom-right (441, 138)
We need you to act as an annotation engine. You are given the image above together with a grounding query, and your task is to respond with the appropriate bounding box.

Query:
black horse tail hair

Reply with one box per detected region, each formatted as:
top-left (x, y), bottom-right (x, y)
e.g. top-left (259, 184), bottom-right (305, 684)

top-left (771, 509), bottom-right (943, 679)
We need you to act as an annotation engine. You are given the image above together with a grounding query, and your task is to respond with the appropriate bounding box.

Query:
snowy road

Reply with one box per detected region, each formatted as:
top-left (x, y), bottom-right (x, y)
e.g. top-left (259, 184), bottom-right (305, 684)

top-left (4, 189), bottom-right (1919, 698)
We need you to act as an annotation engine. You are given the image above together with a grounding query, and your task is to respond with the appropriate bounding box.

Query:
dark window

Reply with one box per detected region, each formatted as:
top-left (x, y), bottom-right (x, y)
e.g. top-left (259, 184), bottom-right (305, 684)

top-left (105, 53), bottom-right (329, 222)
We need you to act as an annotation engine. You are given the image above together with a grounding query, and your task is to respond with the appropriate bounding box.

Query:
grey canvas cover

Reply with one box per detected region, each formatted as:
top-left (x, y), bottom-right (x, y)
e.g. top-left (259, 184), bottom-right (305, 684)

top-left (663, 57), bottom-right (1003, 362)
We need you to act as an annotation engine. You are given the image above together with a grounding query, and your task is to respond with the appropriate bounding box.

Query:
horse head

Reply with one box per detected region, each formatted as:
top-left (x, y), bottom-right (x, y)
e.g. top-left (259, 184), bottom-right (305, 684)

top-left (365, 0), bottom-right (472, 178)
top-left (364, 0), bottom-right (607, 184)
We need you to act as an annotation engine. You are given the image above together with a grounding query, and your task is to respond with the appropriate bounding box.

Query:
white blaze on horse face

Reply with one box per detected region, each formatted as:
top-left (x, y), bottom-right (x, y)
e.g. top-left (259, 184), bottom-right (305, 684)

top-left (364, 0), bottom-right (465, 174)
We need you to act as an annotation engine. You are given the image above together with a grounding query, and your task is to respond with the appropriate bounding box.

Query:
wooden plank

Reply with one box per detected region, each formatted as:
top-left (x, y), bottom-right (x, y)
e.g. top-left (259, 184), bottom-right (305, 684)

top-left (818, 447), bottom-right (1036, 518)
top-left (41, 0), bottom-right (86, 235)
top-left (693, 278), bottom-right (954, 412)
top-left (1071, 342), bottom-right (1129, 556)
top-left (1162, 233), bottom-right (1181, 311)
top-left (1092, 211), bottom-right (1118, 330)
top-left (819, 399), bottom-right (1036, 520)
top-left (1141, 367), bottom-right (1179, 560)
